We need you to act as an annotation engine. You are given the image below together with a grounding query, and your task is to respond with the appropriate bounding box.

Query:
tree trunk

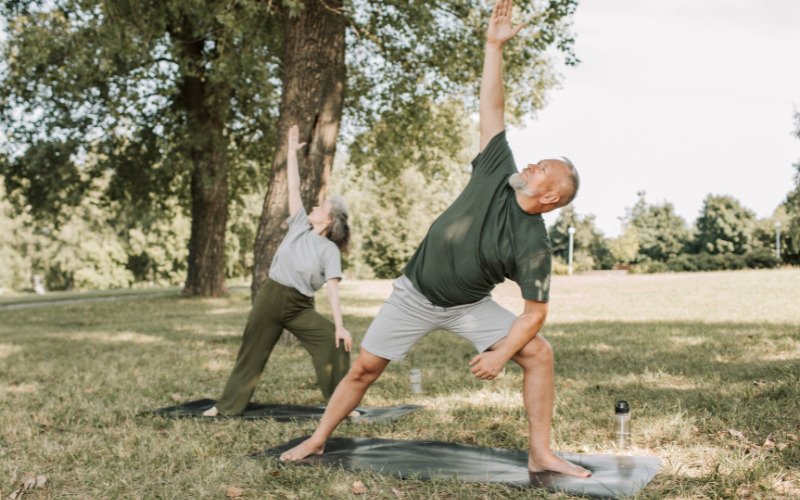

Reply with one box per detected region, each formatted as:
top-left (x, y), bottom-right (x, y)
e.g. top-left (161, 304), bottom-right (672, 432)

top-left (251, 0), bottom-right (347, 302)
top-left (178, 30), bottom-right (231, 297)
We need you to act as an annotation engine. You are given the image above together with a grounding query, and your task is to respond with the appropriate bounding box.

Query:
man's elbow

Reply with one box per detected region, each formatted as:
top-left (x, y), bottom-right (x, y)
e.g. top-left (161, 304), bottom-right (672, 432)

top-left (519, 310), bottom-right (547, 333)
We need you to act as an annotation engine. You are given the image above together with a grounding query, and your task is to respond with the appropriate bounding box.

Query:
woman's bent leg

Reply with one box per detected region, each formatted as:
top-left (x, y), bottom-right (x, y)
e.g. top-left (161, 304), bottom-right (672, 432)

top-left (285, 308), bottom-right (350, 400)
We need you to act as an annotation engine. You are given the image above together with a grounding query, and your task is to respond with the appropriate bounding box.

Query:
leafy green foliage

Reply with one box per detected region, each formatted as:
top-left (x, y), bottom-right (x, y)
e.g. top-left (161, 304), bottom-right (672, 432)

top-left (342, 0), bottom-right (578, 142)
top-left (621, 191), bottom-right (690, 262)
top-left (693, 194), bottom-right (756, 255)
top-left (0, 179), bottom-right (34, 291)
top-left (548, 205), bottom-right (613, 270)
top-left (0, 172), bottom-right (193, 291)
top-left (607, 227), bottom-right (640, 265)
top-left (780, 114), bottom-right (800, 263)
top-left (2, 0), bottom-right (579, 293)
top-left (225, 192), bottom-right (262, 280)
top-left (334, 103), bottom-right (473, 279)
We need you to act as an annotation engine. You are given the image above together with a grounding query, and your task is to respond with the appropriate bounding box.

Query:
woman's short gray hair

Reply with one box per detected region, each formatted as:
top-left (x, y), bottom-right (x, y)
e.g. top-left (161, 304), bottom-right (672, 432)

top-left (327, 196), bottom-right (350, 252)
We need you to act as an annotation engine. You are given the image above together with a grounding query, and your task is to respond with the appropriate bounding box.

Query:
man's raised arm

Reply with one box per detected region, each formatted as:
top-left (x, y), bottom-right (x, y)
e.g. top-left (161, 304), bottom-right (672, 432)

top-left (480, 0), bottom-right (526, 151)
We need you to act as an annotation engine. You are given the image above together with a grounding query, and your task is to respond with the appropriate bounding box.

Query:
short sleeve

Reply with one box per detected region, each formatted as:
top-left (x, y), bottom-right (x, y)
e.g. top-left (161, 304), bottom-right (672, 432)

top-left (471, 130), bottom-right (515, 177)
top-left (321, 244), bottom-right (343, 282)
top-left (285, 207), bottom-right (310, 235)
top-left (512, 250), bottom-right (552, 303)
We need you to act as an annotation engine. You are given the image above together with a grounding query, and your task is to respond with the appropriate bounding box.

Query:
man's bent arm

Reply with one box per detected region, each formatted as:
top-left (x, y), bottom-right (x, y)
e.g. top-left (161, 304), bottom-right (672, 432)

top-left (480, 0), bottom-right (526, 151)
top-left (495, 299), bottom-right (548, 360)
top-left (470, 299), bottom-right (547, 379)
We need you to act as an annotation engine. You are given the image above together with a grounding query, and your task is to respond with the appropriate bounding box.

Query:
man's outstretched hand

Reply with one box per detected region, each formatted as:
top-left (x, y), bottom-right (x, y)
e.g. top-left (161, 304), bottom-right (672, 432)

top-left (487, 0), bottom-right (526, 47)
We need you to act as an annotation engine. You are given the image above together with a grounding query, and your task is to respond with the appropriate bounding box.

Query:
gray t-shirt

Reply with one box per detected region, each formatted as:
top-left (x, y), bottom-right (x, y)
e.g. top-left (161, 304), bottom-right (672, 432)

top-left (268, 207), bottom-right (342, 297)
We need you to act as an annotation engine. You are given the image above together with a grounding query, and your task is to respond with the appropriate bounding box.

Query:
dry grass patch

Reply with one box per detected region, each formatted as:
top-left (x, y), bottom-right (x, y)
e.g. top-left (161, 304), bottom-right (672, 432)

top-left (0, 269), bottom-right (798, 498)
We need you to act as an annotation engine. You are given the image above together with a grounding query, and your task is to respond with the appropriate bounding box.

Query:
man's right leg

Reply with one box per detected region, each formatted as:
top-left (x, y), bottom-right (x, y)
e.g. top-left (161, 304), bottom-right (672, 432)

top-left (279, 349), bottom-right (390, 460)
top-left (281, 275), bottom-right (436, 460)
top-left (509, 336), bottom-right (591, 477)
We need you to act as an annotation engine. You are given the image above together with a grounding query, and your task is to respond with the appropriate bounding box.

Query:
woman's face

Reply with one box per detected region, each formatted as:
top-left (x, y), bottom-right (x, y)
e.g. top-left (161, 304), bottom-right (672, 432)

top-left (308, 200), bottom-right (333, 227)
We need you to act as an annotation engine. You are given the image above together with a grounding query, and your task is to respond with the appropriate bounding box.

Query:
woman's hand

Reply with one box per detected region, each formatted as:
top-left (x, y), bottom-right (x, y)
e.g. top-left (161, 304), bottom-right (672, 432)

top-left (486, 0), bottom-right (526, 48)
top-left (287, 125), bottom-right (306, 153)
top-left (335, 326), bottom-right (352, 352)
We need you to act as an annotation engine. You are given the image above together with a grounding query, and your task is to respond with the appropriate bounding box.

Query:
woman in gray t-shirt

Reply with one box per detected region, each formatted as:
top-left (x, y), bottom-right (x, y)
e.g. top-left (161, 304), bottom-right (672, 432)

top-left (204, 125), bottom-right (352, 416)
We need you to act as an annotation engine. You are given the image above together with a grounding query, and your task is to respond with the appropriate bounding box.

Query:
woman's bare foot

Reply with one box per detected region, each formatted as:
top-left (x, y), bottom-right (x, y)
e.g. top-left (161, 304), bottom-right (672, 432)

top-left (279, 438), bottom-right (325, 461)
top-left (202, 406), bottom-right (219, 417)
top-left (529, 453), bottom-right (592, 477)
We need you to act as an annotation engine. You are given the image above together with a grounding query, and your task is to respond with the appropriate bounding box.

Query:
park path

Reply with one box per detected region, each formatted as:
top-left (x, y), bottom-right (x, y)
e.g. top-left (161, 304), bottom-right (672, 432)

top-left (0, 286), bottom-right (249, 311)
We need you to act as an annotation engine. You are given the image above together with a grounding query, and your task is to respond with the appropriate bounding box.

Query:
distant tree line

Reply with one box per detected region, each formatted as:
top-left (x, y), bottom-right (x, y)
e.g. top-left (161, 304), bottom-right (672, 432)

top-left (3, 112), bottom-right (800, 291)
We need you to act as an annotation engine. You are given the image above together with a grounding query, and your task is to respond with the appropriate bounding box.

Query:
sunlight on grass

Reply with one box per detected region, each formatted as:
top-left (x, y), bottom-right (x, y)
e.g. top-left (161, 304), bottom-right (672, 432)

top-left (670, 336), bottom-right (707, 347)
top-left (341, 304), bottom-right (384, 318)
top-left (0, 343), bottom-right (22, 359)
top-left (45, 331), bottom-right (167, 344)
top-left (1, 269), bottom-right (798, 498)
top-left (0, 382), bottom-right (38, 394)
top-left (206, 306), bottom-right (249, 315)
top-left (420, 387), bottom-right (523, 412)
top-left (610, 371), bottom-right (712, 391)
top-left (203, 358), bottom-right (233, 372)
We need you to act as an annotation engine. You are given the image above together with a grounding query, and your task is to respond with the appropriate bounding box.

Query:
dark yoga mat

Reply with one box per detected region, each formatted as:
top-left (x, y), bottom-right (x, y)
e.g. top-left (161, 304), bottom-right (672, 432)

top-left (141, 399), bottom-right (423, 423)
top-left (260, 437), bottom-right (662, 498)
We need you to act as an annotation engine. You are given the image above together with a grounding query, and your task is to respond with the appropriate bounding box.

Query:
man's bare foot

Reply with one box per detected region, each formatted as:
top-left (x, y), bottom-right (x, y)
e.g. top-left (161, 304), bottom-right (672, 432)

top-left (202, 406), bottom-right (219, 417)
top-left (529, 453), bottom-right (592, 477)
top-left (279, 438), bottom-right (325, 462)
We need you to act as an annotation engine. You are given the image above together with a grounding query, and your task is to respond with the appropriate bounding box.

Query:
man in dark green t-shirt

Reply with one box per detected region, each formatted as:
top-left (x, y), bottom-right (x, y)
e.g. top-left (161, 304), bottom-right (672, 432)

top-left (282, 0), bottom-right (589, 478)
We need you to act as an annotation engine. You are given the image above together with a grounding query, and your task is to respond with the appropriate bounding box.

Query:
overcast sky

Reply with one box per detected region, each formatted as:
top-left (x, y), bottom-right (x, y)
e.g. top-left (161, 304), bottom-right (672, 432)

top-left (507, 0), bottom-right (800, 237)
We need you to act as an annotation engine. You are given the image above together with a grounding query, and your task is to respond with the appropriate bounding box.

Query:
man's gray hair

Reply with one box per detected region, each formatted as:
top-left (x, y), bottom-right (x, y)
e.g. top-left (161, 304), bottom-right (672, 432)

top-left (559, 156), bottom-right (580, 207)
top-left (327, 195), bottom-right (350, 252)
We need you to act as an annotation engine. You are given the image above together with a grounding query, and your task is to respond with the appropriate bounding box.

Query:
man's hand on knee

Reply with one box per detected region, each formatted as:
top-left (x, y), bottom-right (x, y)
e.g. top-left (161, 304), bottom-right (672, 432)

top-left (469, 350), bottom-right (508, 380)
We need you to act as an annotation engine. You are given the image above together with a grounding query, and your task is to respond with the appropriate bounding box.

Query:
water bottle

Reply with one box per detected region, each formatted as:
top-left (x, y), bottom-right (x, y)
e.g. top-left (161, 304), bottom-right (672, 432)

top-left (614, 400), bottom-right (631, 447)
top-left (409, 368), bottom-right (422, 394)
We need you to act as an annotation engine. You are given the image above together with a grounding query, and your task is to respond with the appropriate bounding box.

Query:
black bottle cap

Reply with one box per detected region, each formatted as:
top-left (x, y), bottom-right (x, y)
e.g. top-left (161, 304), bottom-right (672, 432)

top-left (615, 400), bottom-right (630, 414)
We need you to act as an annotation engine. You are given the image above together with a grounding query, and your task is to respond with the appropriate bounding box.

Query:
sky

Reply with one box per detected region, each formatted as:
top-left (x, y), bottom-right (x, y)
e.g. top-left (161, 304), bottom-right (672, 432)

top-left (506, 0), bottom-right (800, 237)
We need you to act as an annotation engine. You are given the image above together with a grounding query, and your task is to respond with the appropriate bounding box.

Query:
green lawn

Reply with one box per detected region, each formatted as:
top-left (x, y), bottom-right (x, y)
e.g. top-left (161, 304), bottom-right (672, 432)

top-left (1, 269), bottom-right (798, 498)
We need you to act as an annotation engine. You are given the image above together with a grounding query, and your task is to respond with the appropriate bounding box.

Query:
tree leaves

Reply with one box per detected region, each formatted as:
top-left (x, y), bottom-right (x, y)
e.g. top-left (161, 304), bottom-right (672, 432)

top-left (695, 194), bottom-right (756, 255)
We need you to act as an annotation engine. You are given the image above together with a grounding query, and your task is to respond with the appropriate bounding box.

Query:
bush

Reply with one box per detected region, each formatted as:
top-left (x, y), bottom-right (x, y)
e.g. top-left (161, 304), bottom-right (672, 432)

top-left (661, 250), bottom-right (780, 273)
top-left (628, 260), bottom-right (669, 274)
top-left (744, 248), bottom-right (782, 269)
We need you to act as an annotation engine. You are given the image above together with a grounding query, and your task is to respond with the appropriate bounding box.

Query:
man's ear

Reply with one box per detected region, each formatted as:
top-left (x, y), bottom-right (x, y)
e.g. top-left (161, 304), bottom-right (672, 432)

top-left (540, 191), bottom-right (560, 205)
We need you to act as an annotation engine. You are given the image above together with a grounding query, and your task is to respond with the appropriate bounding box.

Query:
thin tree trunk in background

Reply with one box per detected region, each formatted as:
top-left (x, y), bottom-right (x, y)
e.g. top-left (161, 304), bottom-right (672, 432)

top-left (177, 29), bottom-right (231, 297)
top-left (252, 0), bottom-right (346, 309)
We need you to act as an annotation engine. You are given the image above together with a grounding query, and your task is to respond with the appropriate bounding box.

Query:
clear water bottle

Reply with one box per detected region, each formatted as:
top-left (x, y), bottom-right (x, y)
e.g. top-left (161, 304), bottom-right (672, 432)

top-left (614, 400), bottom-right (631, 447)
top-left (409, 368), bottom-right (422, 394)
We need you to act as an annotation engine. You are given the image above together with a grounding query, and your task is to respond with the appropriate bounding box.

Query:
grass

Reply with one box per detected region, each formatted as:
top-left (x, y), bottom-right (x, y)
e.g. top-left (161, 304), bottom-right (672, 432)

top-left (1, 268), bottom-right (799, 498)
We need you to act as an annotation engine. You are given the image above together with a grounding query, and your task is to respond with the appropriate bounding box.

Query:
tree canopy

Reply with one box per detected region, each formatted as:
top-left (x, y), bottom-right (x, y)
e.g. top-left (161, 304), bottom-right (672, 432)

top-left (1, 0), bottom-right (580, 297)
top-left (694, 194), bottom-right (755, 255)
top-left (621, 191), bottom-right (690, 262)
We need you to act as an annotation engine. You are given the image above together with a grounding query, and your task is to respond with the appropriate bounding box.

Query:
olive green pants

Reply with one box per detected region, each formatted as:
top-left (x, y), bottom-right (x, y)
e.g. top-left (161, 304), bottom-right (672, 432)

top-left (215, 278), bottom-right (350, 415)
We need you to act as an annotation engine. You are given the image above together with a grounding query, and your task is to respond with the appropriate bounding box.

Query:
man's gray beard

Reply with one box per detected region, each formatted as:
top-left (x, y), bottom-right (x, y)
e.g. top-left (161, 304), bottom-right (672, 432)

top-left (508, 173), bottom-right (534, 197)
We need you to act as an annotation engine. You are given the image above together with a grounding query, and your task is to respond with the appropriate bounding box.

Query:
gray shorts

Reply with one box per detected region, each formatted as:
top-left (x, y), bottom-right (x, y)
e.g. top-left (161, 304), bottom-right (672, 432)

top-left (360, 275), bottom-right (516, 361)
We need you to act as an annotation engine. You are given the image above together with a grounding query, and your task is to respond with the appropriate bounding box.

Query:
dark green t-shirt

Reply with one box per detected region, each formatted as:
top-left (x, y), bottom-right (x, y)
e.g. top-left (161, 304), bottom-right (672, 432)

top-left (404, 131), bottom-right (552, 307)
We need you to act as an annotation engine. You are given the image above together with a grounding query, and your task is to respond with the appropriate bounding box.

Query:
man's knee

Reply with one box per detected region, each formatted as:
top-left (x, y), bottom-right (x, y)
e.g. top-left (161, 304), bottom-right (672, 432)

top-left (348, 352), bottom-right (387, 385)
top-left (515, 335), bottom-right (553, 364)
